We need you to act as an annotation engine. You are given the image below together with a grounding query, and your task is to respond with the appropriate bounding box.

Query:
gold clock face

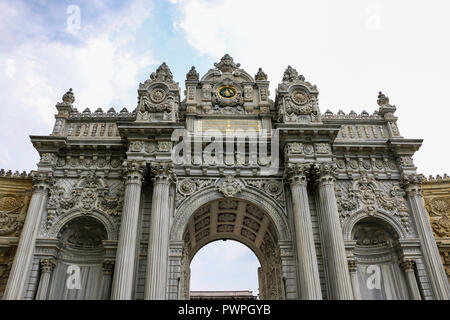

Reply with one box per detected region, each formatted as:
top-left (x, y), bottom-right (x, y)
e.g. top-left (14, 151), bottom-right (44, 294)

top-left (218, 86), bottom-right (237, 99)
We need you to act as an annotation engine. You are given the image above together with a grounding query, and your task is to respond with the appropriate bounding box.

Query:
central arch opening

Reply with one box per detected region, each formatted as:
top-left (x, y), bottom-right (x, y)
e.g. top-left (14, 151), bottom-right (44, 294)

top-left (190, 240), bottom-right (260, 299)
top-left (179, 198), bottom-right (285, 300)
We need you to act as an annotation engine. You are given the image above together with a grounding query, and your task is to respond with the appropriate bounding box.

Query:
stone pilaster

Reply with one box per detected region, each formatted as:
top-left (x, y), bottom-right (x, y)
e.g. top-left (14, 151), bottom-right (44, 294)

top-left (401, 174), bottom-right (449, 300)
top-left (100, 260), bottom-right (115, 300)
top-left (144, 161), bottom-right (175, 300)
top-left (3, 172), bottom-right (53, 300)
top-left (399, 259), bottom-right (421, 300)
top-left (111, 160), bottom-right (146, 300)
top-left (35, 258), bottom-right (56, 300)
top-left (285, 163), bottom-right (322, 300)
top-left (313, 163), bottom-right (353, 300)
top-left (347, 259), bottom-right (361, 300)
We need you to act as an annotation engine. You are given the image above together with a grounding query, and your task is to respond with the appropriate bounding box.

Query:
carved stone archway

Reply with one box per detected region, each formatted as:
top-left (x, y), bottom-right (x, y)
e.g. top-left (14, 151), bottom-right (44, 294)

top-left (178, 198), bottom-right (285, 300)
top-left (168, 186), bottom-right (295, 300)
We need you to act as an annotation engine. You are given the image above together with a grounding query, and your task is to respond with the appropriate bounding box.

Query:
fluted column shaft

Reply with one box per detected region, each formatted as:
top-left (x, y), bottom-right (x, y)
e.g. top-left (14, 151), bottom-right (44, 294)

top-left (111, 161), bottom-right (145, 300)
top-left (314, 164), bottom-right (353, 300)
top-left (145, 162), bottom-right (173, 300)
top-left (400, 259), bottom-right (421, 300)
top-left (35, 259), bottom-right (56, 300)
top-left (4, 173), bottom-right (52, 300)
top-left (286, 164), bottom-right (322, 299)
top-left (348, 259), bottom-right (361, 300)
top-left (402, 176), bottom-right (449, 300)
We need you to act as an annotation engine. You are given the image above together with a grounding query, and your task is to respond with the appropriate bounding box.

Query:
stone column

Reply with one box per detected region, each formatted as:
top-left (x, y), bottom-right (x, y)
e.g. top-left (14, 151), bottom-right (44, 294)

top-left (399, 259), bottom-right (421, 300)
top-left (313, 163), bottom-right (353, 300)
top-left (285, 163), bottom-right (322, 300)
top-left (35, 259), bottom-right (56, 300)
top-left (3, 172), bottom-right (53, 300)
top-left (348, 259), bottom-right (361, 300)
top-left (401, 175), bottom-right (449, 300)
top-left (100, 260), bottom-right (114, 300)
top-left (111, 160), bottom-right (146, 300)
top-left (144, 162), bottom-right (174, 300)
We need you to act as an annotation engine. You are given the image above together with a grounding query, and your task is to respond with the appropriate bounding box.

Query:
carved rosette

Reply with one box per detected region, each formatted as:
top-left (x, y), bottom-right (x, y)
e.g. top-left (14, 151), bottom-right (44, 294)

top-left (150, 161), bottom-right (175, 184)
top-left (217, 176), bottom-right (242, 197)
top-left (40, 259), bottom-right (56, 273)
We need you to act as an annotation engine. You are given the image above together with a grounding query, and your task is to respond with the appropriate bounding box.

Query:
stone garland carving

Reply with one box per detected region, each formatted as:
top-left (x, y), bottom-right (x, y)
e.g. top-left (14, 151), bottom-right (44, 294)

top-left (335, 174), bottom-right (411, 232)
top-left (46, 172), bottom-right (124, 230)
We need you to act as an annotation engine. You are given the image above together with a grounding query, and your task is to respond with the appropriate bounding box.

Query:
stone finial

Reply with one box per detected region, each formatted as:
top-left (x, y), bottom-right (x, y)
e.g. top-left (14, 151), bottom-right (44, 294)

top-left (282, 65), bottom-right (305, 82)
top-left (62, 88), bottom-right (75, 104)
top-left (255, 68), bottom-right (268, 81)
top-left (214, 54), bottom-right (241, 73)
top-left (150, 62), bottom-right (174, 83)
top-left (377, 91), bottom-right (389, 106)
top-left (186, 66), bottom-right (199, 81)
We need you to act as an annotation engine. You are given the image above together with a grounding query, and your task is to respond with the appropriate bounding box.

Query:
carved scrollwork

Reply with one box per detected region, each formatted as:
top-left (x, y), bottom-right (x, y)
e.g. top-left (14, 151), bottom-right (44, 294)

top-left (217, 176), bottom-right (242, 198)
top-left (336, 174), bottom-right (411, 232)
top-left (245, 179), bottom-right (285, 207)
top-left (46, 172), bottom-right (124, 230)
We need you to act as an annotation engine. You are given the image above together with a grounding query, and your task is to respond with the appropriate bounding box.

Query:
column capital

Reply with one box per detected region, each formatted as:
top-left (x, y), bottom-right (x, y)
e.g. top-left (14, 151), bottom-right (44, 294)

top-left (284, 163), bottom-right (311, 186)
top-left (31, 171), bottom-right (54, 192)
top-left (102, 260), bottom-right (115, 275)
top-left (399, 258), bottom-right (416, 272)
top-left (312, 162), bottom-right (337, 186)
top-left (39, 258), bottom-right (56, 273)
top-left (150, 161), bottom-right (176, 183)
top-left (400, 174), bottom-right (424, 196)
top-left (122, 160), bottom-right (146, 185)
top-left (347, 259), bottom-right (358, 273)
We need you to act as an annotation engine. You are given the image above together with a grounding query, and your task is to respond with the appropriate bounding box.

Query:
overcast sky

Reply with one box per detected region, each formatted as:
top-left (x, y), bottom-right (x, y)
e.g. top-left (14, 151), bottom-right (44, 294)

top-left (1, 0), bottom-right (449, 295)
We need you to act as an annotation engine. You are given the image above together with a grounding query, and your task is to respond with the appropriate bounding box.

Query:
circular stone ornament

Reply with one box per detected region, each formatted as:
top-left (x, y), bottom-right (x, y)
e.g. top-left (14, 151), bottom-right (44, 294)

top-left (150, 88), bottom-right (166, 103)
top-left (292, 90), bottom-right (309, 105)
top-left (178, 179), bottom-right (197, 196)
top-left (218, 86), bottom-right (238, 99)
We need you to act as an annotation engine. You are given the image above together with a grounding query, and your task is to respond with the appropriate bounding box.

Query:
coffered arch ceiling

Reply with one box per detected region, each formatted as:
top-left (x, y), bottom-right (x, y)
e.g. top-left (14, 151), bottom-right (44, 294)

top-left (183, 198), bottom-right (279, 263)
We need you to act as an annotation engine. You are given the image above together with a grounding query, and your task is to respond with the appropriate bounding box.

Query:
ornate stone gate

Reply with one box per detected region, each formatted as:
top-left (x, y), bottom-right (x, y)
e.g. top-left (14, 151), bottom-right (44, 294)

top-left (3, 55), bottom-right (449, 300)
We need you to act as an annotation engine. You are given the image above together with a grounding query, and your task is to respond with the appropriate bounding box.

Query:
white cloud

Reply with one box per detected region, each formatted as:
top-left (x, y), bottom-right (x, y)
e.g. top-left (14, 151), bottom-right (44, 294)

top-left (173, 0), bottom-right (450, 176)
top-left (0, 0), bottom-right (155, 171)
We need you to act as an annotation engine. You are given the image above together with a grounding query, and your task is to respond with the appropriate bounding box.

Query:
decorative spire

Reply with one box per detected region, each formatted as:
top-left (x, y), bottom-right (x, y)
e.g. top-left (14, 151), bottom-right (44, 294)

top-left (255, 68), bottom-right (268, 81)
top-left (214, 54), bottom-right (241, 73)
top-left (62, 88), bottom-right (75, 105)
top-left (377, 91), bottom-right (389, 106)
top-left (282, 65), bottom-right (305, 82)
top-left (186, 66), bottom-right (199, 81)
top-left (149, 62), bottom-right (174, 83)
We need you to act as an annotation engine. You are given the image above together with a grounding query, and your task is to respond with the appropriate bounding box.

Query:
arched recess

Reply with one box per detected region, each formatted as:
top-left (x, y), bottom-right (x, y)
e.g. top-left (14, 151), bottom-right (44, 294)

top-left (350, 217), bottom-right (411, 300)
top-left (177, 197), bottom-right (285, 300)
top-left (47, 216), bottom-right (108, 300)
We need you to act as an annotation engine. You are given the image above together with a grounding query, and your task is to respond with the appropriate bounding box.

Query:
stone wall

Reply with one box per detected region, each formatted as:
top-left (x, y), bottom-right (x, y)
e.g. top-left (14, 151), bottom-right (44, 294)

top-left (422, 175), bottom-right (450, 281)
top-left (0, 170), bottom-right (32, 298)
